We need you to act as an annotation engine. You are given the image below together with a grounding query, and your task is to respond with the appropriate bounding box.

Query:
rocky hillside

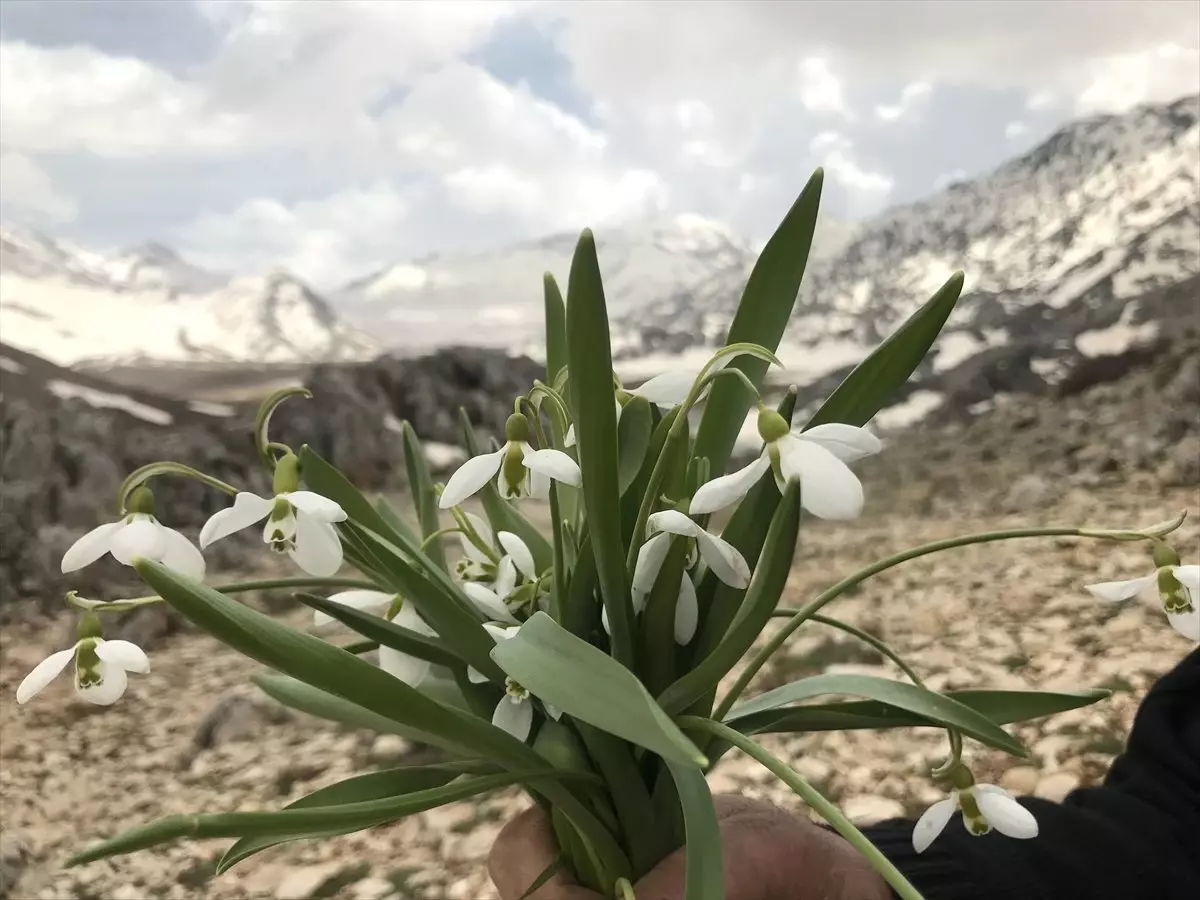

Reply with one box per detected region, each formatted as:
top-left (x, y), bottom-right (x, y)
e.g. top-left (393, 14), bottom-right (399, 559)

top-left (0, 342), bottom-right (539, 618)
top-left (0, 229), bottom-right (378, 367)
top-left (618, 94), bottom-right (1200, 420)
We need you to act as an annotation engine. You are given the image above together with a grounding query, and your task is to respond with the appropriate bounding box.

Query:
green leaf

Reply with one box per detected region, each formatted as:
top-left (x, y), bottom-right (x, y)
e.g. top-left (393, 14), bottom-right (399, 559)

top-left (561, 530), bottom-right (599, 638)
top-left (665, 762), bottom-right (724, 900)
top-left (457, 410), bottom-right (554, 571)
top-left (726, 674), bottom-right (1028, 757)
top-left (693, 169), bottom-right (823, 477)
top-left (253, 672), bottom-right (441, 743)
top-left (805, 271), bottom-right (964, 429)
top-left (69, 771), bottom-right (534, 867)
top-left (135, 561), bottom-right (632, 880)
top-left (659, 481), bottom-right (802, 715)
top-left (616, 396), bottom-right (653, 496)
top-left (736, 688), bottom-right (1112, 736)
top-left (218, 763), bottom-right (481, 872)
top-left (401, 421), bottom-right (447, 571)
top-left (300, 445), bottom-right (405, 543)
top-left (492, 612), bottom-right (706, 767)
top-left (544, 272), bottom-right (568, 386)
top-left (373, 496), bottom-right (420, 546)
top-left (343, 522), bottom-right (502, 680)
top-left (293, 592), bottom-right (461, 669)
top-left (566, 229), bottom-right (633, 668)
top-left (518, 856), bottom-right (567, 900)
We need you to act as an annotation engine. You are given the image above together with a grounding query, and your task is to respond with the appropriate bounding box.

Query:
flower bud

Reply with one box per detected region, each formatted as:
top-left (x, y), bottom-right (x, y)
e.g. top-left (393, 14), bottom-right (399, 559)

top-left (756, 407), bottom-right (790, 443)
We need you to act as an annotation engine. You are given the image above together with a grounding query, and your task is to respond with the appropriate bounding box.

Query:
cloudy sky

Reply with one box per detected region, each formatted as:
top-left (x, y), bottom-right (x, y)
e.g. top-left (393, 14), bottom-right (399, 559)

top-left (1, 0), bottom-right (1197, 287)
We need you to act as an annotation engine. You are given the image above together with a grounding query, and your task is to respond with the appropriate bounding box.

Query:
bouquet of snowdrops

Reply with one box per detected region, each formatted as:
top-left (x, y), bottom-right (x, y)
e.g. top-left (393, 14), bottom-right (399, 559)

top-left (19, 169), bottom-right (1195, 900)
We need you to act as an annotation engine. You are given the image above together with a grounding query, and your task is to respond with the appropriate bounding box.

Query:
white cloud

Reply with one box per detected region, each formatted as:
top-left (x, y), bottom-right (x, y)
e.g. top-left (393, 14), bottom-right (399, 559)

top-left (0, 41), bottom-right (248, 157)
top-left (178, 184), bottom-right (412, 286)
top-left (875, 81), bottom-right (932, 121)
top-left (1026, 89), bottom-right (1057, 110)
top-left (0, 151), bottom-right (78, 224)
top-left (799, 57), bottom-right (853, 118)
top-left (1075, 42), bottom-right (1200, 113)
top-left (1004, 120), bottom-right (1030, 140)
top-left (805, 132), bottom-right (893, 198)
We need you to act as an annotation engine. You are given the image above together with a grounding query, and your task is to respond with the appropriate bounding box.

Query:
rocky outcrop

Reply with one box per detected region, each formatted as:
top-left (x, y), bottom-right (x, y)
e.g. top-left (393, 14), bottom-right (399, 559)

top-left (0, 343), bottom-right (541, 618)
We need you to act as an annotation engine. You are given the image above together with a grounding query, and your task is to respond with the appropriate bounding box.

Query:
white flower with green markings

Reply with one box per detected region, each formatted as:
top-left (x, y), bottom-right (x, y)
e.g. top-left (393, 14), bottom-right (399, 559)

top-left (312, 589), bottom-right (396, 627)
top-left (690, 408), bottom-right (882, 521)
top-left (61, 486), bottom-right (205, 580)
top-left (439, 414), bottom-right (580, 508)
top-left (199, 453), bottom-right (347, 578)
top-left (1087, 561), bottom-right (1199, 641)
top-left (914, 767), bottom-right (1038, 852)
top-left (604, 509), bottom-right (750, 644)
top-left (468, 623), bottom-right (561, 741)
top-left (16, 633), bottom-right (149, 707)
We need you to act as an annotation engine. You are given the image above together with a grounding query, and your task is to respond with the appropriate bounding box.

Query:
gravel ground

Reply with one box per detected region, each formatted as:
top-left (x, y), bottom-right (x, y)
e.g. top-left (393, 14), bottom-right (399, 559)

top-left (2, 473), bottom-right (1195, 900)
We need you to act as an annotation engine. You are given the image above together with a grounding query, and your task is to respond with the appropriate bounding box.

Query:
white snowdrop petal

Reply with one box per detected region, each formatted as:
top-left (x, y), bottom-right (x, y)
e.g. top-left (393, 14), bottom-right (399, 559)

top-left (157, 526), bottom-right (206, 580)
top-left (61, 522), bottom-right (124, 573)
top-left (975, 791), bottom-right (1039, 840)
top-left (647, 510), bottom-right (700, 539)
top-left (527, 466), bottom-right (552, 499)
top-left (94, 639), bottom-right (150, 673)
top-left (1084, 575), bottom-right (1156, 604)
top-left (493, 556), bottom-right (519, 598)
top-left (462, 583), bottom-right (519, 624)
top-left (564, 424), bottom-right (576, 448)
top-left (483, 622), bottom-right (518, 642)
top-left (631, 532), bottom-right (672, 610)
top-left (631, 370), bottom-right (698, 408)
top-left (543, 702), bottom-right (563, 721)
top-left (1172, 565), bottom-right (1200, 602)
top-left (674, 573), bottom-right (699, 645)
top-left (290, 515), bottom-right (343, 577)
top-left (1166, 607), bottom-right (1200, 641)
top-left (601, 604), bottom-right (611, 636)
top-left (313, 590), bottom-right (394, 627)
top-left (493, 696), bottom-right (533, 741)
top-left (439, 450), bottom-right (505, 509)
top-left (16, 647), bottom-right (76, 704)
top-left (522, 447), bottom-right (582, 486)
top-left (392, 602), bottom-right (436, 636)
top-left (199, 493), bottom-right (274, 548)
top-left (912, 798), bottom-right (958, 853)
top-left (695, 530), bottom-right (751, 589)
top-left (109, 518), bottom-right (169, 565)
top-left (467, 667), bottom-right (489, 684)
top-left (778, 437), bottom-right (864, 520)
top-left (498, 532), bottom-right (536, 580)
top-left (800, 423), bottom-right (883, 463)
top-left (284, 491), bottom-right (347, 523)
top-left (77, 662), bottom-right (129, 706)
top-left (379, 646), bottom-right (432, 686)
top-left (689, 455), bottom-right (771, 515)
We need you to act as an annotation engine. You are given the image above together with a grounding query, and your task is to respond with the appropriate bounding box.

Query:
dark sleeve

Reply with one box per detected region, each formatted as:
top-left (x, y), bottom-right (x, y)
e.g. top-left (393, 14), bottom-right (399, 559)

top-left (863, 647), bottom-right (1200, 900)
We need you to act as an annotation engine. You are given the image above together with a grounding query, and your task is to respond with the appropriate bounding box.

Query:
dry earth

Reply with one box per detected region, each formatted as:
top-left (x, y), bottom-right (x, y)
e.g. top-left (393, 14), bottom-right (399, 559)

top-left (2, 471), bottom-right (1196, 900)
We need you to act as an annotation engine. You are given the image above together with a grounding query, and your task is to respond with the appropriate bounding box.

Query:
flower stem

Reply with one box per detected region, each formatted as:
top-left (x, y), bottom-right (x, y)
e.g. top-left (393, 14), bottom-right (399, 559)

top-left (679, 716), bottom-right (927, 900)
top-left (66, 577), bottom-right (380, 613)
top-left (521, 400), bottom-right (570, 620)
top-left (773, 611), bottom-right (926, 686)
top-left (116, 462), bottom-right (238, 514)
top-left (716, 522), bottom-right (1173, 720)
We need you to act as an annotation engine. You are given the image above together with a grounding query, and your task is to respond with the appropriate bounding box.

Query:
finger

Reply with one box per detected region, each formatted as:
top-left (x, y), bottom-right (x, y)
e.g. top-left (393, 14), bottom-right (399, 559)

top-left (489, 805), bottom-right (599, 900)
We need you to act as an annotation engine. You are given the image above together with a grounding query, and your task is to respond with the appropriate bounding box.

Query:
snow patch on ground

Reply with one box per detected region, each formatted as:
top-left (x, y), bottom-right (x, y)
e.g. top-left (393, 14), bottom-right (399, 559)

top-left (47, 379), bottom-right (174, 425)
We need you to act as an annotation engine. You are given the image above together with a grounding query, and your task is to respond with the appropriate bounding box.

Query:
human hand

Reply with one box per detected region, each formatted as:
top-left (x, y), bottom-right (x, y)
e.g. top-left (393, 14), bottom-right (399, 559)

top-left (489, 795), bottom-right (892, 900)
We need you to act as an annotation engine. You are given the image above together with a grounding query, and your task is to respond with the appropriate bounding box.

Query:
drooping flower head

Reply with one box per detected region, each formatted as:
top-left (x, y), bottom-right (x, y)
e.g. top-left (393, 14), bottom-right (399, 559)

top-left (913, 764), bottom-right (1038, 853)
top-left (690, 409), bottom-right (882, 521)
top-left (468, 623), bottom-right (561, 741)
top-left (199, 453), bottom-right (347, 577)
top-left (16, 614), bottom-right (149, 707)
top-left (1086, 544), bottom-right (1199, 641)
top-left (439, 414), bottom-right (580, 508)
top-left (61, 485), bottom-right (205, 580)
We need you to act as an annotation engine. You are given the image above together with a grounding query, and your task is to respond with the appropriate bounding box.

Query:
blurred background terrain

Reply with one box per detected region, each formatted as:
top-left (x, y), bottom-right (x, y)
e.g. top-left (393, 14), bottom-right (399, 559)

top-left (0, 1), bottom-right (1197, 898)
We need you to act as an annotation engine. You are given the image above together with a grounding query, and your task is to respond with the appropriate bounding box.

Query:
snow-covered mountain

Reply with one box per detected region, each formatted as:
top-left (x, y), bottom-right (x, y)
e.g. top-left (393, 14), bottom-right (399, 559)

top-left (0, 229), bottom-right (378, 367)
top-left (614, 94), bottom-right (1200, 418)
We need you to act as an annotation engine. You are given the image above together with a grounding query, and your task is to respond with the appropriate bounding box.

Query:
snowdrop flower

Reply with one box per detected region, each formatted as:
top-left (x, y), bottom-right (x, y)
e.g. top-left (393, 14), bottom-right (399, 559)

top-left (439, 414), bottom-right (580, 508)
top-left (453, 513), bottom-right (536, 592)
top-left (199, 454), bottom-right (347, 577)
top-left (61, 486), bottom-right (205, 580)
top-left (913, 772), bottom-right (1038, 852)
top-left (378, 603), bottom-right (439, 687)
top-left (312, 590), bottom-right (396, 627)
top-left (1087, 563), bottom-right (1199, 641)
top-left (629, 355), bottom-right (739, 410)
top-left (16, 633), bottom-right (149, 707)
top-left (603, 509), bottom-right (750, 644)
top-left (469, 623), bottom-right (561, 741)
top-left (690, 409), bottom-right (882, 520)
